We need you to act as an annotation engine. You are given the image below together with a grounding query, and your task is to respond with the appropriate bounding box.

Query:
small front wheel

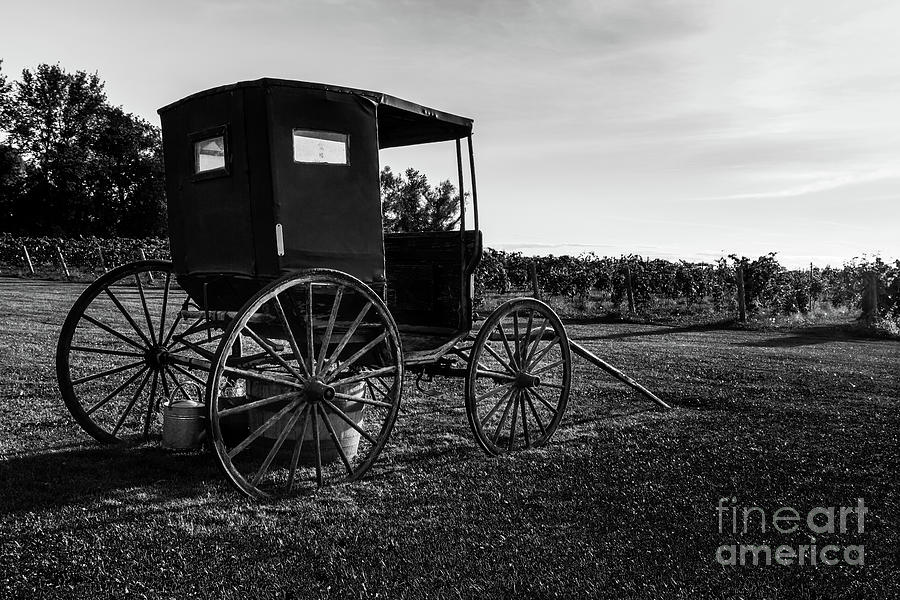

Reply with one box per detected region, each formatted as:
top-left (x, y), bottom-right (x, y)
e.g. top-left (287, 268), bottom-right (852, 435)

top-left (465, 298), bottom-right (571, 455)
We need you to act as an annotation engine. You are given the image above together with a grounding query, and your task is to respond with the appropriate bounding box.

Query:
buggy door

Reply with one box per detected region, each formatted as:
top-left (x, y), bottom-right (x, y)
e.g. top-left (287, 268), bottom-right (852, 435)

top-left (267, 89), bottom-right (385, 284)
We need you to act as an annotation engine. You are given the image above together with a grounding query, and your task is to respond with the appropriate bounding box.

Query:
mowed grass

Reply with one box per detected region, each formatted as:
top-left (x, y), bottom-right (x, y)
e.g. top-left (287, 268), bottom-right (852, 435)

top-left (0, 278), bottom-right (898, 599)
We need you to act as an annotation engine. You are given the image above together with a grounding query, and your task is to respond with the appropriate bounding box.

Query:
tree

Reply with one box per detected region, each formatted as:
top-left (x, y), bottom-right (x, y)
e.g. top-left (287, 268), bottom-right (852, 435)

top-left (0, 144), bottom-right (26, 229)
top-left (380, 166), bottom-right (461, 232)
top-left (0, 63), bottom-right (167, 235)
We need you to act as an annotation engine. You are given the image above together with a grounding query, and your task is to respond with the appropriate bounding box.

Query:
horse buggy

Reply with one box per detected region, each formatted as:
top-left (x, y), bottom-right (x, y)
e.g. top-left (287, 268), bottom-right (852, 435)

top-left (56, 79), bottom-right (664, 499)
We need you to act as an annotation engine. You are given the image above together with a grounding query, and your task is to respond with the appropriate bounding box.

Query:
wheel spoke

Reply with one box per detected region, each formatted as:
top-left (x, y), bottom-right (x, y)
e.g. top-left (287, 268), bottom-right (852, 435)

top-left (330, 366), bottom-right (397, 387)
top-left (161, 305), bottom-right (186, 347)
top-left (228, 397), bottom-right (303, 459)
top-left (134, 273), bottom-right (157, 345)
top-left (524, 389), bottom-right (547, 436)
top-left (319, 401), bottom-right (354, 476)
top-left (287, 407), bottom-right (312, 491)
top-left (333, 391), bottom-right (392, 409)
top-left (164, 368), bottom-right (194, 402)
top-left (168, 363), bottom-right (207, 387)
top-left (219, 390), bottom-right (303, 417)
top-left (70, 345), bottom-right (145, 358)
top-left (313, 404), bottom-right (323, 487)
top-left (85, 365), bottom-right (149, 416)
top-left (73, 359), bottom-right (145, 386)
top-left (306, 283), bottom-right (316, 375)
top-left (104, 288), bottom-right (153, 347)
top-left (508, 390), bottom-right (520, 450)
top-left (512, 312), bottom-right (520, 364)
top-left (523, 319), bottom-right (550, 366)
top-left (317, 286), bottom-right (343, 373)
top-left (491, 392), bottom-right (516, 446)
top-left (159, 367), bottom-right (171, 396)
top-left (480, 387), bottom-right (514, 427)
top-left (520, 308), bottom-right (534, 366)
top-left (222, 365), bottom-right (305, 390)
top-left (529, 336), bottom-right (560, 370)
top-left (112, 368), bottom-right (152, 437)
top-left (324, 331), bottom-right (387, 383)
top-left (520, 392), bottom-right (530, 448)
top-left (541, 382), bottom-right (565, 390)
top-left (158, 271), bottom-right (171, 344)
top-left (251, 405), bottom-right (306, 486)
top-left (530, 358), bottom-right (565, 377)
top-left (530, 387), bottom-right (558, 415)
top-left (241, 325), bottom-right (305, 382)
top-left (142, 371), bottom-right (160, 438)
top-left (168, 332), bottom-right (224, 360)
top-left (321, 398), bottom-right (378, 446)
top-left (482, 342), bottom-right (517, 376)
top-left (495, 323), bottom-right (517, 368)
top-left (370, 376), bottom-right (393, 398)
top-left (271, 294), bottom-right (311, 379)
top-left (476, 381), bottom-right (514, 403)
top-left (82, 314), bottom-right (146, 353)
top-left (321, 301), bottom-right (373, 376)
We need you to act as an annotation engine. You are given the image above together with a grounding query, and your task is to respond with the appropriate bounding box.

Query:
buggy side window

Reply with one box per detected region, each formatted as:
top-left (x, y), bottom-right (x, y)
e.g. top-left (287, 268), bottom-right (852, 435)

top-left (194, 136), bottom-right (226, 173)
top-left (190, 125), bottom-right (229, 179)
top-left (292, 130), bottom-right (348, 165)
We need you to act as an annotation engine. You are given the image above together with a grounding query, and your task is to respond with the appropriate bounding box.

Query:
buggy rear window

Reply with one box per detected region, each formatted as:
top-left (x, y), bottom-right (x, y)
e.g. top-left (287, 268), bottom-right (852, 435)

top-left (194, 136), bottom-right (226, 174)
top-left (292, 130), bottom-right (348, 165)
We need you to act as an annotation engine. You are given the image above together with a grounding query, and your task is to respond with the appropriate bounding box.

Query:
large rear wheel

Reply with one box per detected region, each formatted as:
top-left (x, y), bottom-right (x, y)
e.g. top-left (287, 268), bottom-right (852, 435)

top-left (207, 269), bottom-right (403, 499)
top-left (56, 260), bottom-right (221, 443)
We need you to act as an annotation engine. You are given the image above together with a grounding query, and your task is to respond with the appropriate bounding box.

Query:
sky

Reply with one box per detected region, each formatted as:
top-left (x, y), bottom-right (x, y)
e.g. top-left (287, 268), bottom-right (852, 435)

top-left (1, 0), bottom-right (898, 267)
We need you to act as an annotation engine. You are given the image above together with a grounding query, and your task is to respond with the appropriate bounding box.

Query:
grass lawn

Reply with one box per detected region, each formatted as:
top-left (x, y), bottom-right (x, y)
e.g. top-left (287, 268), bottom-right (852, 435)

top-left (0, 277), bottom-right (898, 599)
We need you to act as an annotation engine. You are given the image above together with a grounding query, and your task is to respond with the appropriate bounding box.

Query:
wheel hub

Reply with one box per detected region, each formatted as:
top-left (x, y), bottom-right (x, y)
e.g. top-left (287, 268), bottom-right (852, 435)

top-left (146, 345), bottom-right (168, 370)
top-left (515, 372), bottom-right (541, 389)
top-left (305, 378), bottom-right (335, 403)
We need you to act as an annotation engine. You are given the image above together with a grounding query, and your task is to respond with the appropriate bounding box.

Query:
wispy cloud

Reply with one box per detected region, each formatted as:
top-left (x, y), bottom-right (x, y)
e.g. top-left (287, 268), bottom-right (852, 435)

top-left (695, 168), bottom-right (900, 202)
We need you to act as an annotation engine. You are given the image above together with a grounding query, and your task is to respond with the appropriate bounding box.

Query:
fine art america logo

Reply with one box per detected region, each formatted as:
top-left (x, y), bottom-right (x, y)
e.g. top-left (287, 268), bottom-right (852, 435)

top-left (716, 498), bottom-right (867, 566)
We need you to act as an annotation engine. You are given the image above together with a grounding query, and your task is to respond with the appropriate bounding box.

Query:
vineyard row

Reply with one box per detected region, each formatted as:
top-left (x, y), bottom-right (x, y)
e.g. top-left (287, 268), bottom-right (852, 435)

top-left (2, 234), bottom-right (897, 320)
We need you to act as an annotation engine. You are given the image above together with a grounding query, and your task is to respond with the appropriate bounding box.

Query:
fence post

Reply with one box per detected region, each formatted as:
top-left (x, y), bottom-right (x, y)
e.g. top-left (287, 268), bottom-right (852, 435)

top-left (528, 261), bottom-right (541, 300)
top-left (22, 244), bottom-right (35, 275)
top-left (624, 263), bottom-right (636, 313)
top-left (96, 242), bottom-right (107, 273)
top-left (140, 248), bottom-right (154, 281)
top-left (736, 266), bottom-right (747, 322)
top-left (56, 245), bottom-right (71, 278)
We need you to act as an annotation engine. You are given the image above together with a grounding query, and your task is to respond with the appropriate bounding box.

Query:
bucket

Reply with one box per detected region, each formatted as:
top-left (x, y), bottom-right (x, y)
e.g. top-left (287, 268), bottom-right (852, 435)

top-left (162, 398), bottom-right (206, 450)
top-left (247, 380), bottom-right (366, 464)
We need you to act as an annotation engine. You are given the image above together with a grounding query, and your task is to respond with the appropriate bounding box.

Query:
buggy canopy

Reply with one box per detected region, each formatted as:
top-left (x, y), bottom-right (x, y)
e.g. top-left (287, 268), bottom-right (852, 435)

top-left (159, 78), bottom-right (474, 148)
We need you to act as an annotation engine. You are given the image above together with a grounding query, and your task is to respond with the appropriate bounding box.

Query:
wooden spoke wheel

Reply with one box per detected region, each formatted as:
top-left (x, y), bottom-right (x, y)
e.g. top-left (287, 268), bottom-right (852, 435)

top-left (56, 260), bottom-right (221, 443)
top-left (465, 298), bottom-right (571, 455)
top-left (207, 269), bottom-right (403, 499)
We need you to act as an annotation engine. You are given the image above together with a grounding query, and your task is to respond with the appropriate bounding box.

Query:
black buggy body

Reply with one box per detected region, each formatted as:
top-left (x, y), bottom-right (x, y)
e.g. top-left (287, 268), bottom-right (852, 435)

top-left (57, 78), bottom-right (576, 499)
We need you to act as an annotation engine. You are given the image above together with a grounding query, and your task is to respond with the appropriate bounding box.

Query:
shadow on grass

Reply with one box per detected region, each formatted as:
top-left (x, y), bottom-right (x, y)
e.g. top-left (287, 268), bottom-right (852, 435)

top-left (571, 319), bottom-right (736, 342)
top-left (739, 323), bottom-right (897, 348)
top-left (0, 442), bottom-right (222, 513)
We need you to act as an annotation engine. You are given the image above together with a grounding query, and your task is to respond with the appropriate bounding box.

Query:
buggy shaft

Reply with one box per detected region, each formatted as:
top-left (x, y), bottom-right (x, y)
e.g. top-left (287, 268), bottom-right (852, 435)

top-left (569, 341), bottom-right (671, 411)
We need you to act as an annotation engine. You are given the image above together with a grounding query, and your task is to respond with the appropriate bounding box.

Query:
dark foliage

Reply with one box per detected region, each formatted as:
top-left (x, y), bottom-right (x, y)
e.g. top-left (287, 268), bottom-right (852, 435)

top-left (0, 63), bottom-right (166, 236)
top-left (380, 166), bottom-right (461, 233)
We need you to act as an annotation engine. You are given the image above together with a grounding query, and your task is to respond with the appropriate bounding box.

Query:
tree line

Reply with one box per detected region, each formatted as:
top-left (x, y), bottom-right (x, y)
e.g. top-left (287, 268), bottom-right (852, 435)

top-left (0, 62), bottom-right (461, 238)
top-left (0, 62), bottom-right (166, 236)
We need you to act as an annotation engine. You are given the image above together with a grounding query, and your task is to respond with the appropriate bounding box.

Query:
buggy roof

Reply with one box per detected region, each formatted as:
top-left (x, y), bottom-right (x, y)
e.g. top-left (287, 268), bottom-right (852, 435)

top-left (157, 78), bottom-right (473, 149)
